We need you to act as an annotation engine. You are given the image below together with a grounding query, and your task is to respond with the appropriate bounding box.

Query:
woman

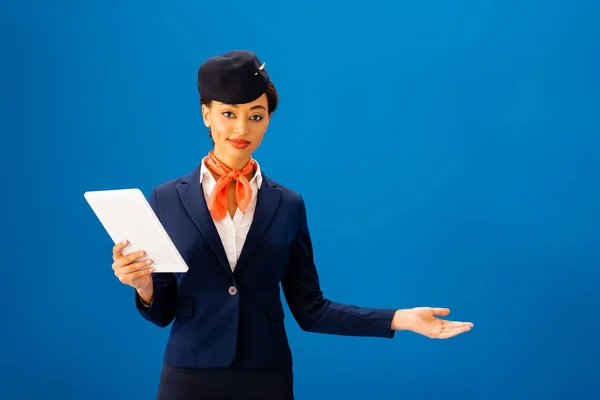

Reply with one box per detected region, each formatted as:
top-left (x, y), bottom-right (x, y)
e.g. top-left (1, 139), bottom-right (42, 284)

top-left (111, 50), bottom-right (473, 400)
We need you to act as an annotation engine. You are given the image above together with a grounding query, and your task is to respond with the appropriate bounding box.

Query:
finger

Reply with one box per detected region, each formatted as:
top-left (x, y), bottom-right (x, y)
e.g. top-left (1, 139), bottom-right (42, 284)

top-left (112, 240), bottom-right (129, 261)
top-left (442, 320), bottom-right (474, 329)
top-left (123, 250), bottom-right (147, 263)
top-left (431, 308), bottom-right (450, 316)
top-left (114, 261), bottom-right (151, 279)
top-left (437, 326), bottom-right (471, 339)
top-left (113, 250), bottom-right (147, 270)
top-left (119, 266), bottom-right (154, 286)
top-left (123, 259), bottom-right (153, 274)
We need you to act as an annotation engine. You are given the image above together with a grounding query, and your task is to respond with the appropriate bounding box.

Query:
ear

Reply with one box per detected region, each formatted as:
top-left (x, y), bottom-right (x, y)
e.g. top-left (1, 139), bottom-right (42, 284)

top-left (201, 104), bottom-right (211, 128)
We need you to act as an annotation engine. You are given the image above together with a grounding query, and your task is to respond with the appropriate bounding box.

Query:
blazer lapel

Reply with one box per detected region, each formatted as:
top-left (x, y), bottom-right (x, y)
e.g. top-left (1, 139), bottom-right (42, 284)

top-left (176, 166), bottom-right (232, 277)
top-left (236, 176), bottom-right (281, 270)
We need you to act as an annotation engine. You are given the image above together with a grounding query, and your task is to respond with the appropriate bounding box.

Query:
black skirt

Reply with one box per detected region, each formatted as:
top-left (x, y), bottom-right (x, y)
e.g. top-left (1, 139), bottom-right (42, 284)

top-left (156, 364), bottom-right (295, 400)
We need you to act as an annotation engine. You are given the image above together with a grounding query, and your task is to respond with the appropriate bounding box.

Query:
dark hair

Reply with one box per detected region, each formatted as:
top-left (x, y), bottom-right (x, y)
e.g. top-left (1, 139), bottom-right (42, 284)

top-left (201, 81), bottom-right (279, 114)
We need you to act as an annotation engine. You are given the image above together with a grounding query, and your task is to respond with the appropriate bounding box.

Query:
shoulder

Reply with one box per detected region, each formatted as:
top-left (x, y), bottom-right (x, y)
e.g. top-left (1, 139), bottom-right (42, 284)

top-left (149, 164), bottom-right (307, 208)
top-left (261, 174), bottom-right (308, 217)
top-left (151, 165), bottom-right (200, 195)
top-left (152, 175), bottom-right (186, 194)
top-left (262, 174), bottom-right (301, 200)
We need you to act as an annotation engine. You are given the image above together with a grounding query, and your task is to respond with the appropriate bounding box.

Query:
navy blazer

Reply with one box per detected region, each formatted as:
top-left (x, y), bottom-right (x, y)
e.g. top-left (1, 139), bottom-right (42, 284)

top-left (135, 164), bottom-right (396, 369)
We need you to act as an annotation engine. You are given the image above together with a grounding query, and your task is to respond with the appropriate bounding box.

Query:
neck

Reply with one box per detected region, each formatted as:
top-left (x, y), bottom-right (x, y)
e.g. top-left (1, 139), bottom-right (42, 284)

top-left (211, 149), bottom-right (251, 171)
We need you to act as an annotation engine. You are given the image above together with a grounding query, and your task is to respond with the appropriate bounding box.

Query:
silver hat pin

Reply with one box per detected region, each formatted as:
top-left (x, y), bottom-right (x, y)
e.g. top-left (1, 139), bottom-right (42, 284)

top-left (255, 62), bottom-right (265, 75)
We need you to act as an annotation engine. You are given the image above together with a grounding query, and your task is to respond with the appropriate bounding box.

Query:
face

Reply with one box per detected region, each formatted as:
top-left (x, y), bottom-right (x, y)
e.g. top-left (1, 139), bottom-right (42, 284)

top-left (202, 93), bottom-right (270, 168)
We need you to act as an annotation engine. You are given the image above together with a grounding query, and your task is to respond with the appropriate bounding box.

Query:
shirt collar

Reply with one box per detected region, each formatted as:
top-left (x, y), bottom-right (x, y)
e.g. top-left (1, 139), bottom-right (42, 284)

top-left (199, 156), bottom-right (263, 188)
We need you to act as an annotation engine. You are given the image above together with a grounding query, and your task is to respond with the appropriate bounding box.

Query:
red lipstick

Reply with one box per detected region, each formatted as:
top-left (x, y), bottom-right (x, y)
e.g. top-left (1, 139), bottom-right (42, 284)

top-left (228, 138), bottom-right (250, 149)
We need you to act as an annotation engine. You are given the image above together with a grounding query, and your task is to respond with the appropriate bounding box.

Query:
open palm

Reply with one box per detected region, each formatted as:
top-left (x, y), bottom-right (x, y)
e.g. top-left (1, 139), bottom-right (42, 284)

top-left (408, 307), bottom-right (473, 339)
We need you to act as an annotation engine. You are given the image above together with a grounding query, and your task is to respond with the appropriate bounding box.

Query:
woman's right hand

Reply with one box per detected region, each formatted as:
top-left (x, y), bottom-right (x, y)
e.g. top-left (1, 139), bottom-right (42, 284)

top-left (112, 240), bottom-right (154, 299)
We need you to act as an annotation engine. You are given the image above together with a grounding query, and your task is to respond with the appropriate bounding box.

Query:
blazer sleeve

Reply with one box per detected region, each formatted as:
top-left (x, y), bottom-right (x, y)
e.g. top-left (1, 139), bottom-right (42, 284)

top-left (134, 186), bottom-right (178, 328)
top-left (281, 194), bottom-right (397, 338)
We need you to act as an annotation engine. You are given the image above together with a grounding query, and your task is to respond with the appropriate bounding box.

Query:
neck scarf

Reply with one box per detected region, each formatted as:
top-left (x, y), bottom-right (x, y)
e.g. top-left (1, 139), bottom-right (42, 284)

top-left (204, 151), bottom-right (256, 220)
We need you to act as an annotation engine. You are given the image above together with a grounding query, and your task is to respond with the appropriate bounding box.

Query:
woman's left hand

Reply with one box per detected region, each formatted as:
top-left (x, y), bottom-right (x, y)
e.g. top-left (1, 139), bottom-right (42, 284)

top-left (392, 307), bottom-right (473, 339)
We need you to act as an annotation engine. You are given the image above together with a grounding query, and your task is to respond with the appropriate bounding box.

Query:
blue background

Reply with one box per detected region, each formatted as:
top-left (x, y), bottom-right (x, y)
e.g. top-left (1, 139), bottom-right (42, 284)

top-left (2, 0), bottom-right (599, 399)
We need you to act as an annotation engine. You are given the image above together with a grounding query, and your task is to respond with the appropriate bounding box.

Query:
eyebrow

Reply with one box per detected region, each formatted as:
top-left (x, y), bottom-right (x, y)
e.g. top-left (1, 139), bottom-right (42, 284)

top-left (222, 103), bottom-right (266, 111)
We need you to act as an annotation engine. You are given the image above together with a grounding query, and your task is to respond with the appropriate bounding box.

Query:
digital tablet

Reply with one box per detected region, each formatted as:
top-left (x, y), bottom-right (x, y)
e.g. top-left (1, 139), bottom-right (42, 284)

top-left (84, 188), bottom-right (189, 273)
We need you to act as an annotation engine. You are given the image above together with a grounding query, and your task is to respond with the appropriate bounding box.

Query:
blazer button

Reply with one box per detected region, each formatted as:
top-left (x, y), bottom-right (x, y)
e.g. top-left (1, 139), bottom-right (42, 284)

top-left (228, 286), bottom-right (238, 296)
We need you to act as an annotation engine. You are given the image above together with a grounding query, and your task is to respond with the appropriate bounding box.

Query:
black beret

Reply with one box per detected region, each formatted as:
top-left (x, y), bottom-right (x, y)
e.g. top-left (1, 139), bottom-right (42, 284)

top-left (197, 50), bottom-right (270, 104)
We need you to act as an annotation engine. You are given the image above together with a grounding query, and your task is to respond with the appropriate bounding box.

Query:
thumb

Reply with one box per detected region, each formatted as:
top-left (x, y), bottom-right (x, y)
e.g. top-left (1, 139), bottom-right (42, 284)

top-left (431, 308), bottom-right (450, 316)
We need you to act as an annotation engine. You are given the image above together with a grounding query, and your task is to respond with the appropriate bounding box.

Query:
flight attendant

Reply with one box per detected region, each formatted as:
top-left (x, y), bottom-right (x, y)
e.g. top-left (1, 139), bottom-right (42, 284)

top-left (110, 50), bottom-right (473, 400)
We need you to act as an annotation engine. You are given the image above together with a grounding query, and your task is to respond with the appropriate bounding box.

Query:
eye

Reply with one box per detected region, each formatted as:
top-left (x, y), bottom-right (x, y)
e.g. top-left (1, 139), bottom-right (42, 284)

top-left (250, 114), bottom-right (263, 121)
top-left (222, 111), bottom-right (235, 118)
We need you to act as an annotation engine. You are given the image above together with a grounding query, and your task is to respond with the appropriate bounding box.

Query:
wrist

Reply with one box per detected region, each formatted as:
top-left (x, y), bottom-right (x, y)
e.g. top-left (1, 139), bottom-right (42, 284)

top-left (391, 309), bottom-right (415, 331)
top-left (137, 286), bottom-right (154, 305)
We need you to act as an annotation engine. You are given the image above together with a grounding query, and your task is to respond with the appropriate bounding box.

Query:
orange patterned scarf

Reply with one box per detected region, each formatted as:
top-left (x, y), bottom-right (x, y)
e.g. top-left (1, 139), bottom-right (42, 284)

top-left (204, 151), bottom-right (256, 220)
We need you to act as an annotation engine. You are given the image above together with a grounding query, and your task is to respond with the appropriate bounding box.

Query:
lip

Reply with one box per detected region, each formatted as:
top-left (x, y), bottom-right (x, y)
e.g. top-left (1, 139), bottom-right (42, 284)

top-left (228, 138), bottom-right (251, 149)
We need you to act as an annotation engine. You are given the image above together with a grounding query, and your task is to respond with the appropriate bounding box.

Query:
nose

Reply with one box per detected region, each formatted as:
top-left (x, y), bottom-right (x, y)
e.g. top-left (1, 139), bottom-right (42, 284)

top-left (234, 118), bottom-right (249, 135)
